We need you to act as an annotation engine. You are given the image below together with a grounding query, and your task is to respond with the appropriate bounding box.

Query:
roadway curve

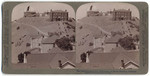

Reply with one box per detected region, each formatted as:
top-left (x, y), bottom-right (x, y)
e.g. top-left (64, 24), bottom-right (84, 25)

top-left (77, 21), bottom-right (111, 36)
top-left (14, 21), bottom-right (48, 36)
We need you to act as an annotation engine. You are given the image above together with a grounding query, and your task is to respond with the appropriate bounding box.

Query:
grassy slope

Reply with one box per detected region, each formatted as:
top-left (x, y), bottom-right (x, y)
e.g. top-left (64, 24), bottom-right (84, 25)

top-left (11, 17), bottom-right (75, 63)
top-left (76, 16), bottom-right (140, 63)
top-left (80, 16), bottom-right (124, 32)
top-left (11, 22), bottom-right (38, 63)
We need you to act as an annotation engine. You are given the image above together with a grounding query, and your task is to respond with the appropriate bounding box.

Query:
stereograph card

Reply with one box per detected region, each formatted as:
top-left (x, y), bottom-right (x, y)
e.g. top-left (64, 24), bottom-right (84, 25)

top-left (2, 2), bottom-right (148, 74)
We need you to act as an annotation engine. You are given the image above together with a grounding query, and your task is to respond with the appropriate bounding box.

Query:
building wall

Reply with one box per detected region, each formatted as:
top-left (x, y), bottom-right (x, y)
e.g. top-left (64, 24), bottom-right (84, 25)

top-left (50, 10), bottom-right (68, 21)
top-left (31, 37), bottom-right (42, 49)
top-left (104, 43), bottom-right (116, 52)
top-left (41, 44), bottom-right (54, 53)
top-left (87, 11), bottom-right (99, 17)
top-left (24, 12), bottom-right (37, 17)
top-left (62, 64), bottom-right (75, 69)
top-left (125, 64), bottom-right (139, 69)
top-left (113, 9), bottom-right (131, 20)
top-left (93, 37), bottom-right (105, 48)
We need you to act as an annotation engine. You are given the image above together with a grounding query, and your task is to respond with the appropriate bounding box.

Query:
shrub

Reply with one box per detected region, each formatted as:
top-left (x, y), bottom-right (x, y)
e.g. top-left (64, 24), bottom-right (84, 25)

top-left (55, 36), bottom-right (73, 51)
top-left (118, 36), bottom-right (136, 50)
top-left (26, 43), bottom-right (31, 47)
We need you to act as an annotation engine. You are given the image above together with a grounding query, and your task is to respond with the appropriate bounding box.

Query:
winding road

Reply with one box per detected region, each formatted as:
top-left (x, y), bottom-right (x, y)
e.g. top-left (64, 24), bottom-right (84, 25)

top-left (77, 21), bottom-right (111, 36)
top-left (14, 21), bottom-right (49, 36)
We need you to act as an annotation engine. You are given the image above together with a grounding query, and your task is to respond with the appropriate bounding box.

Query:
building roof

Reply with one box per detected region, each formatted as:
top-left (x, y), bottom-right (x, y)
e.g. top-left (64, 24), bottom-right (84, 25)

top-left (49, 54), bottom-right (69, 68)
top-left (26, 51), bottom-right (76, 68)
top-left (77, 51), bottom-right (139, 69)
top-left (76, 62), bottom-right (114, 69)
top-left (41, 35), bottom-right (59, 44)
top-left (27, 53), bottom-right (56, 64)
top-left (27, 48), bottom-right (41, 54)
top-left (94, 32), bottom-right (106, 39)
top-left (114, 9), bottom-right (131, 12)
top-left (105, 34), bottom-right (122, 43)
top-left (89, 52), bottom-right (118, 64)
top-left (124, 61), bottom-right (139, 68)
top-left (90, 47), bottom-right (104, 53)
top-left (30, 34), bottom-right (42, 39)
top-left (61, 61), bottom-right (76, 68)
top-left (51, 10), bottom-right (67, 12)
top-left (47, 47), bottom-right (64, 53)
top-left (62, 52), bottom-right (76, 63)
top-left (111, 47), bottom-right (127, 52)
top-left (87, 11), bottom-right (99, 13)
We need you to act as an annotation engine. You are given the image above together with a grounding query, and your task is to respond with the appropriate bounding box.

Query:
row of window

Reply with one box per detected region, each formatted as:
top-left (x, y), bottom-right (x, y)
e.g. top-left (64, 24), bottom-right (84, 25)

top-left (114, 12), bottom-right (131, 15)
top-left (51, 16), bottom-right (68, 18)
top-left (50, 13), bottom-right (68, 16)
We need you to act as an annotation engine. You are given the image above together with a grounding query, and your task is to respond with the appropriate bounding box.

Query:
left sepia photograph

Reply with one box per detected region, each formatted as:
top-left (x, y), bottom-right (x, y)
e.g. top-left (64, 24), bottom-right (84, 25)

top-left (11, 3), bottom-right (76, 69)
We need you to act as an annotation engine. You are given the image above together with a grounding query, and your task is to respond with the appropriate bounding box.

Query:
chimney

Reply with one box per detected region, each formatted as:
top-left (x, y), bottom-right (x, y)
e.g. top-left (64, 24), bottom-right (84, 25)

top-left (121, 60), bottom-right (125, 69)
top-left (58, 60), bottom-right (62, 68)
top-left (86, 52), bottom-right (89, 63)
top-left (116, 42), bottom-right (118, 47)
top-left (23, 53), bottom-right (27, 63)
top-left (93, 37), bottom-right (96, 48)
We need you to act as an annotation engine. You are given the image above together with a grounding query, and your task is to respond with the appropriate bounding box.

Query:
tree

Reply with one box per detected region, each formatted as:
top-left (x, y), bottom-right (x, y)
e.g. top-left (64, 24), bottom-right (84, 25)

top-left (18, 53), bottom-right (24, 63)
top-left (17, 26), bottom-right (20, 30)
top-left (80, 53), bottom-right (86, 63)
top-left (26, 43), bottom-right (31, 47)
top-left (55, 36), bottom-right (73, 51)
top-left (133, 34), bottom-right (139, 42)
top-left (70, 35), bottom-right (75, 43)
top-left (89, 42), bottom-right (93, 46)
top-left (118, 36), bottom-right (136, 50)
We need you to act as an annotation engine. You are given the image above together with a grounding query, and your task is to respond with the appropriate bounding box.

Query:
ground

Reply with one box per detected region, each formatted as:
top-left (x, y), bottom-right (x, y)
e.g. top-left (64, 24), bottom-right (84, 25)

top-left (76, 15), bottom-right (140, 63)
top-left (11, 16), bottom-right (75, 63)
top-left (11, 15), bottom-right (139, 69)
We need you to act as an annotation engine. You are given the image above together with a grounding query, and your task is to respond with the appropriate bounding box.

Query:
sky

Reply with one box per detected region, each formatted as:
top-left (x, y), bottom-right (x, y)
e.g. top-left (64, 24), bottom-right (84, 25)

top-left (11, 2), bottom-right (75, 21)
top-left (12, 2), bottom-right (140, 21)
top-left (76, 3), bottom-right (140, 20)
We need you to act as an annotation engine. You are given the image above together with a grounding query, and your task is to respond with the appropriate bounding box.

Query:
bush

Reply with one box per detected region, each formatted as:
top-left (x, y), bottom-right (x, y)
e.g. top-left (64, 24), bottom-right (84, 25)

top-left (17, 26), bottom-right (20, 30)
top-left (118, 36), bottom-right (136, 50)
top-left (55, 36), bottom-right (73, 51)
top-left (18, 53), bottom-right (24, 63)
top-left (80, 53), bottom-right (86, 63)
top-left (26, 43), bottom-right (31, 47)
top-left (89, 42), bottom-right (93, 46)
top-left (133, 34), bottom-right (139, 42)
top-left (70, 35), bottom-right (75, 43)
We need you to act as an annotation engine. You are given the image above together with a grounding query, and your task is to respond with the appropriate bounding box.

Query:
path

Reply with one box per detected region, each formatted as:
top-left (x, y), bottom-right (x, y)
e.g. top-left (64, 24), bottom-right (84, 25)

top-left (14, 21), bottom-right (48, 36)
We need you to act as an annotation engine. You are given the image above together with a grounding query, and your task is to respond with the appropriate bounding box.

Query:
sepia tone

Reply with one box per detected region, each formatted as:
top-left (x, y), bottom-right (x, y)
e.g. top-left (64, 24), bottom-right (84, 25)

top-left (76, 3), bottom-right (139, 69)
top-left (11, 3), bottom-right (76, 69)
top-left (11, 2), bottom-right (140, 69)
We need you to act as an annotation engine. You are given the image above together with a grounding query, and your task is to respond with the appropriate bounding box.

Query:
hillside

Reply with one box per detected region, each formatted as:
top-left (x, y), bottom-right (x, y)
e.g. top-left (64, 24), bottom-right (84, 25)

top-left (11, 22), bottom-right (39, 63)
top-left (11, 17), bottom-right (75, 63)
top-left (76, 16), bottom-right (140, 63)
top-left (79, 16), bottom-right (139, 35)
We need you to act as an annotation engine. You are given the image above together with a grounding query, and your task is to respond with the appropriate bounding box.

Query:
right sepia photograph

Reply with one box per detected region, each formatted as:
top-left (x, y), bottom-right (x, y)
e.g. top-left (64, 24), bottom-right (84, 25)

top-left (76, 3), bottom-right (140, 69)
